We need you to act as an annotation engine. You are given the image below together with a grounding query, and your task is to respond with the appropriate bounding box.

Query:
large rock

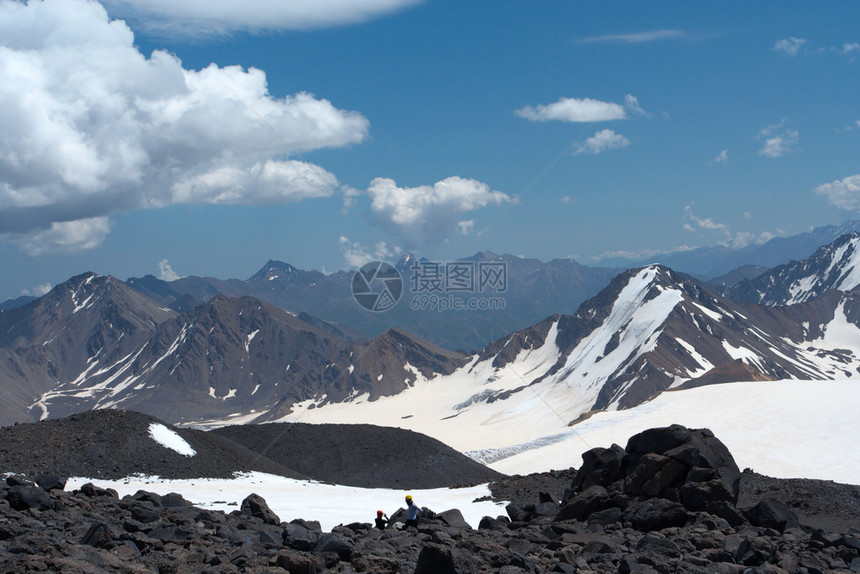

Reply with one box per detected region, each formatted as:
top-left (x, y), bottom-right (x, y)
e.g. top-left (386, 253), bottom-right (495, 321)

top-left (556, 485), bottom-right (614, 521)
top-left (625, 424), bottom-right (740, 502)
top-left (625, 498), bottom-right (688, 532)
top-left (744, 498), bottom-right (800, 532)
top-left (556, 425), bottom-right (743, 524)
top-left (623, 453), bottom-right (688, 497)
top-left (6, 486), bottom-right (54, 511)
top-left (240, 493), bottom-right (280, 525)
top-left (313, 533), bottom-right (355, 562)
top-left (573, 444), bottom-right (626, 491)
top-left (283, 521), bottom-right (322, 551)
top-left (414, 543), bottom-right (476, 574)
top-left (436, 508), bottom-right (471, 529)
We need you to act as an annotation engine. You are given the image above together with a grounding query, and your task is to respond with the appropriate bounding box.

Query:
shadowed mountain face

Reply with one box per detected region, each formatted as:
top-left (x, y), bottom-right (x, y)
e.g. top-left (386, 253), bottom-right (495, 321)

top-left (0, 275), bottom-right (466, 427)
top-left (0, 274), bottom-right (177, 425)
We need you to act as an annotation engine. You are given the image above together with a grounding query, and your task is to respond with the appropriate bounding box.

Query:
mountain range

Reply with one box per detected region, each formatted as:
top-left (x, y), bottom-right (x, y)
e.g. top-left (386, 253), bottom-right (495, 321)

top-left (720, 231), bottom-right (860, 306)
top-left (0, 274), bottom-right (464, 426)
top-left (598, 219), bottom-right (860, 278)
top-left (124, 253), bottom-right (621, 352)
top-left (2, 220), bottom-right (858, 352)
top-left (0, 231), bottom-right (858, 429)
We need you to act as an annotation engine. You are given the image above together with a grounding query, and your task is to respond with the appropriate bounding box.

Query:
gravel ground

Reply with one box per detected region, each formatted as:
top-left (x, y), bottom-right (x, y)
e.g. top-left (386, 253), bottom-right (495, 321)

top-left (211, 421), bottom-right (505, 489)
top-left (0, 410), bottom-right (503, 489)
top-left (0, 410), bottom-right (305, 480)
top-left (737, 468), bottom-right (860, 534)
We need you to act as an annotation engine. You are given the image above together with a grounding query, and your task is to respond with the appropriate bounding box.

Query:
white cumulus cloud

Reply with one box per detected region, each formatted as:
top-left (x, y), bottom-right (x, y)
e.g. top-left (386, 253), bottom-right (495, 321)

top-left (158, 259), bottom-right (181, 281)
top-left (516, 97), bottom-right (626, 123)
top-left (0, 0), bottom-right (369, 254)
top-left (815, 175), bottom-right (860, 211)
top-left (574, 129), bottom-right (630, 155)
top-left (683, 205), bottom-right (775, 249)
top-left (13, 217), bottom-right (114, 256)
top-left (516, 94), bottom-right (647, 123)
top-left (21, 282), bottom-right (53, 297)
top-left (774, 37), bottom-right (807, 56)
top-left (102, 0), bottom-right (421, 35)
top-left (756, 121), bottom-right (798, 158)
top-left (338, 236), bottom-right (401, 268)
top-left (367, 176), bottom-right (513, 246)
top-left (684, 205), bottom-right (728, 233)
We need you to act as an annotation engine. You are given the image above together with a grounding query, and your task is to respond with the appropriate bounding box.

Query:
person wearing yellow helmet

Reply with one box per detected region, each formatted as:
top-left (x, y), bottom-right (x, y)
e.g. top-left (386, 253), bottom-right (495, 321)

top-left (404, 494), bottom-right (422, 529)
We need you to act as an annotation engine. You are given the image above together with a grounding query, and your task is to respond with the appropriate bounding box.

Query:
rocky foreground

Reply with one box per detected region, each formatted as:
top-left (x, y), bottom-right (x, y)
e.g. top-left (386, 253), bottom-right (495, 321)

top-left (2, 424), bottom-right (860, 573)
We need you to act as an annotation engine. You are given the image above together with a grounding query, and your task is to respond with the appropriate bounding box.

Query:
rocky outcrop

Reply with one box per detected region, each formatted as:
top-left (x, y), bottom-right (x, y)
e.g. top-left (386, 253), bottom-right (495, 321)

top-left (558, 424), bottom-right (743, 527)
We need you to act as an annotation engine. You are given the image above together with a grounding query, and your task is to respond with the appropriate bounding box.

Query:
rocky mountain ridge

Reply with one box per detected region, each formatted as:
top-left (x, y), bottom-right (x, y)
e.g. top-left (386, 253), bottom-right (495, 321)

top-left (721, 231), bottom-right (860, 306)
top-left (0, 278), bottom-right (466, 426)
top-left (125, 252), bottom-right (621, 351)
top-left (456, 263), bottom-right (860, 427)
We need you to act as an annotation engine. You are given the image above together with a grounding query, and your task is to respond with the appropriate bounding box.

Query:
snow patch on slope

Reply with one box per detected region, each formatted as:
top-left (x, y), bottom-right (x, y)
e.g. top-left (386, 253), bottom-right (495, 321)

top-left (810, 300), bottom-right (860, 352)
top-left (148, 423), bottom-right (196, 457)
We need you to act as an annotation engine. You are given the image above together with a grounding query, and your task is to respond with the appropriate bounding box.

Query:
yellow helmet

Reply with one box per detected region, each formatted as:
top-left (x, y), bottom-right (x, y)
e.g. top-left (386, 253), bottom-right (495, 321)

top-left (405, 495), bottom-right (413, 501)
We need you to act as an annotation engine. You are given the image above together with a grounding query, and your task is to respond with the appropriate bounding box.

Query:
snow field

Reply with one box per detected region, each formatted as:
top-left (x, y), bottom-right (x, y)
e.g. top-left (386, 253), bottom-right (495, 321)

top-left (487, 379), bottom-right (860, 485)
top-left (65, 473), bottom-right (507, 533)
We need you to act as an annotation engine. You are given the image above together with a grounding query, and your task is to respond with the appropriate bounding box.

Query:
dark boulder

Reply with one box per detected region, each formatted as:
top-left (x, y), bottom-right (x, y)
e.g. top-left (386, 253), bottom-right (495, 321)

top-left (129, 490), bottom-right (162, 506)
top-left (313, 532), bottom-right (355, 562)
top-left (572, 444), bottom-right (626, 492)
top-left (505, 501), bottom-right (532, 522)
top-left (35, 475), bottom-right (67, 491)
top-left (283, 522), bottom-right (321, 551)
top-left (240, 493), bottom-right (280, 525)
top-left (352, 553), bottom-right (399, 573)
top-left (744, 498), bottom-right (800, 532)
top-left (479, 515), bottom-right (510, 531)
top-left (79, 482), bottom-right (118, 498)
top-left (625, 498), bottom-right (688, 531)
top-left (81, 522), bottom-right (116, 548)
top-left (679, 479), bottom-right (735, 512)
top-left (623, 453), bottom-right (688, 497)
top-left (161, 492), bottom-right (190, 507)
top-left (556, 485), bottom-right (614, 521)
top-left (5, 475), bottom-right (33, 487)
top-left (130, 504), bottom-right (160, 523)
top-left (414, 543), bottom-right (476, 574)
top-left (275, 549), bottom-right (324, 574)
top-left (625, 424), bottom-right (740, 502)
top-left (6, 485), bottom-right (54, 511)
top-left (436, 508), bottom-right (471, 528)
top-left (290, 518), bottom-right (322, 531)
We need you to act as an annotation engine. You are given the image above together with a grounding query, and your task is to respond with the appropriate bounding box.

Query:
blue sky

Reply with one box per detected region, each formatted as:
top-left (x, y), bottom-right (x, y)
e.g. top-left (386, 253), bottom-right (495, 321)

top-left (0, 0), bottom-right (858, 300)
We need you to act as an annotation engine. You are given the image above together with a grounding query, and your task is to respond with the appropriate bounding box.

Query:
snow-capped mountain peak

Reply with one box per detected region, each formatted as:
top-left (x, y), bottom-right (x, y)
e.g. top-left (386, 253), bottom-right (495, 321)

top-left (723, 232), bottom-right (860, 306)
